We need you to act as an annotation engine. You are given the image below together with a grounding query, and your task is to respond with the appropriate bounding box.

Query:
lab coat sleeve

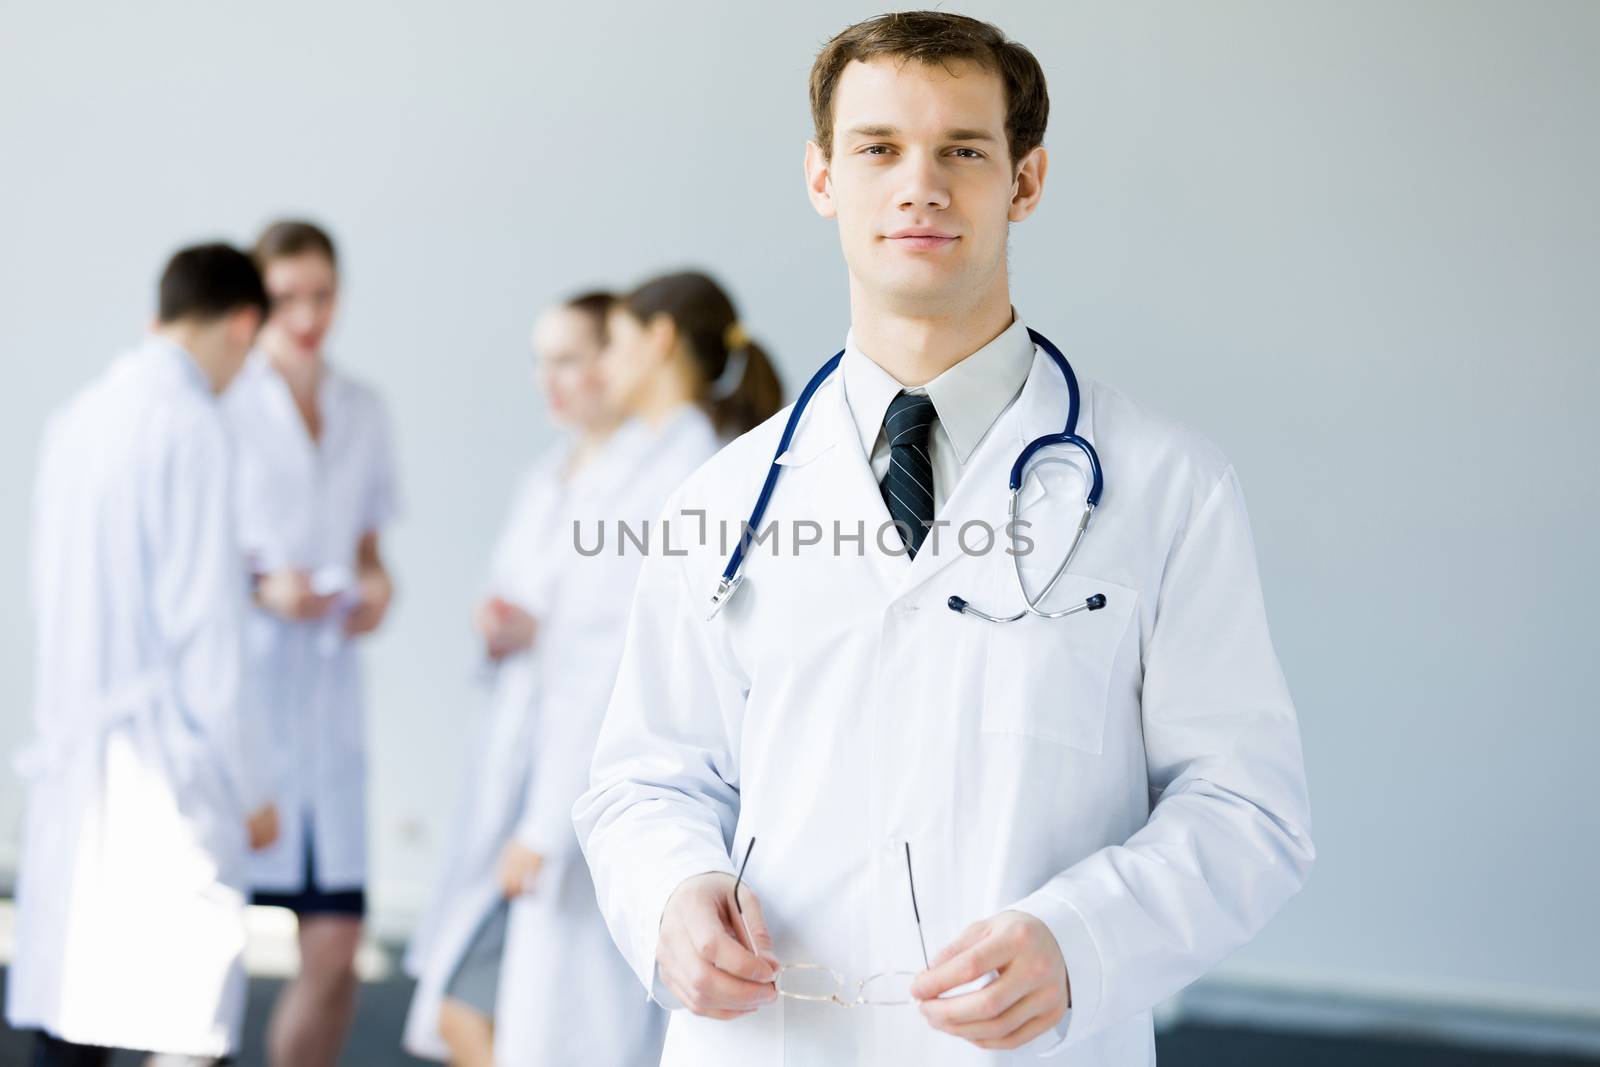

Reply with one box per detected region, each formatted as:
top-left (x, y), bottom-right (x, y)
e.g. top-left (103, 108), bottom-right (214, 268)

top-left (571, 529), bottom-right (744, 1006)
top-left (151, 419), bottom-right (264, 813)
top-left (1008, 465), bottom-right (1314, 1052)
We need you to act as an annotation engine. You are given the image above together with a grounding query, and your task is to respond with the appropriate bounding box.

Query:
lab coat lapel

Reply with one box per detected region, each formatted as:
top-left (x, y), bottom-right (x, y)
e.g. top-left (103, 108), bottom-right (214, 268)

top-left (250, 354), bottom-right (318, 465)
top-left (776, 373), bottom-right (905, 597)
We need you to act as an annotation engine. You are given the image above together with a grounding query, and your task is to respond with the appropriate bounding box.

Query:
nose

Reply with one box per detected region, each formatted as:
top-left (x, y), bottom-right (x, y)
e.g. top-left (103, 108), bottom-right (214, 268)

top-left (896, 149), bottom-right (951, 212)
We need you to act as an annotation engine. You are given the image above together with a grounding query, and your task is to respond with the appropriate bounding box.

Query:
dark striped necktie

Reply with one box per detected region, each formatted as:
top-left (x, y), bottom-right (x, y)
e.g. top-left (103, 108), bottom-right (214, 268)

top-left (880, 391), bottom-right (939, 558)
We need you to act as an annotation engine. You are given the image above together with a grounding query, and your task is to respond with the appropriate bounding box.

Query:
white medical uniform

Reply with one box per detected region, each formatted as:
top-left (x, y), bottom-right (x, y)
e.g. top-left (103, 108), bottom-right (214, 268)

top-left (222, 354), bottom-right (399, 894)
top-left (8, 338), bottom-right (257, 1058)
top-left (478, 407), bottom-right (716, 1067)
top-left (401, 443), bottom-right (576, 1059)
top-left (574, 318), bottom-right (1314, 1066)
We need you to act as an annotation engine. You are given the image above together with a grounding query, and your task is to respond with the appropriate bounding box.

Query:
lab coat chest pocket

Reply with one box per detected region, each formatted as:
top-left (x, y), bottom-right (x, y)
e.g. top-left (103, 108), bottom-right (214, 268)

top-left (978, 565), bottom-right (1137, 754)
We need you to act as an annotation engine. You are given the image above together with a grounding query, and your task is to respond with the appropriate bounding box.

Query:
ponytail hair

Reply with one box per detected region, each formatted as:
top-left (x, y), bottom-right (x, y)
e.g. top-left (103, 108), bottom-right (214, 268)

top-left (619, 270), bottom-right (783, 437)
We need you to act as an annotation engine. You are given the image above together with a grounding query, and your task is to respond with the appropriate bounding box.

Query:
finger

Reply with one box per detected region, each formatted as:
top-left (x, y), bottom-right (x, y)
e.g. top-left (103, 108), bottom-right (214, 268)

top-left (919, 968), bottom-right (1029, 1028)
top-left (912, 928), bottom-right (1011, 1000)
top-left (932, 984), bottom-right (1052, 1040)
top-left (686, 904), bottom-right (777, 984)
top-left (660, 971), bottom-right (756, 1020)
top-left (730, 886), bottom-right (779, 965)
top-left (664, 926), bottom-right (774, 1011)
top-left (972, 1002), bottom-right (1066, 1051)
top-left (930, 919), bottom-right (989, 968)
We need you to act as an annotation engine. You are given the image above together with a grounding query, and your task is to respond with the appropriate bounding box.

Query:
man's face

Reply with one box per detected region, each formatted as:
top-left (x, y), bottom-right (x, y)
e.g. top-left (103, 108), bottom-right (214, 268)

top-left (806, 57), bottom-right (1045, 316)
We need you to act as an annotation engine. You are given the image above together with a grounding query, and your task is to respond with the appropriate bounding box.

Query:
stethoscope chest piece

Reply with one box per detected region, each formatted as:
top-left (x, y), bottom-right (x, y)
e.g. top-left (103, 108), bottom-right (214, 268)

top-left (707, 574), bottom-right (746, 620)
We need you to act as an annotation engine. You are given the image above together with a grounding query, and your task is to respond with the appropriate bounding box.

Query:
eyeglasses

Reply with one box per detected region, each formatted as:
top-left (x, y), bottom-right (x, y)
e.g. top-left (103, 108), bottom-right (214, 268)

top-left (732, 836), bottom-right (930, 1008)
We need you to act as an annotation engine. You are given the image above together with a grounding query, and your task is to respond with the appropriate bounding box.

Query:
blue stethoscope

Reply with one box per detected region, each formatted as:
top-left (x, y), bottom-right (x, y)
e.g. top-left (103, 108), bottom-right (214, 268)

top-left (707, 328), bottom-right (1109, 624)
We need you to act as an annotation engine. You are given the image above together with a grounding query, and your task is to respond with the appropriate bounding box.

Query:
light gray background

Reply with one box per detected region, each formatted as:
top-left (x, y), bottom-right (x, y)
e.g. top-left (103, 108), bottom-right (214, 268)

top-left (2, 0), bottom-right (1595, 1029)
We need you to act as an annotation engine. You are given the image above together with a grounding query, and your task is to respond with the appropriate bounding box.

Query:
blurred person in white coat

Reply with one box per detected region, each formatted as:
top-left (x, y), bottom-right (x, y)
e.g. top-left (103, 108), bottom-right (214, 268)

top-left (222, 220), bottom-right (399, 1067)
top-left (482, 271), bottom-right (783, 1066)
top-left (573, 12), bottom-right (1313, 1067)
top-left (400, 291), bottom-right (625, 1064)
top-left (8, 244), bottom-right (277, 1066)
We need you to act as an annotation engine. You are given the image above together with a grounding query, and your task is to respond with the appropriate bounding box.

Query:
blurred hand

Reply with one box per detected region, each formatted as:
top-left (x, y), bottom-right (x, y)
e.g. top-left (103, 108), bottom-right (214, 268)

top-left (475, 597), bottom-right (536, 660)
top-left (911, 910), bottom-right (1070, 1051)
top-left (656, 872), bottom-right (779, 1020)
top-left (497, 840), bottom-right (545, 898)
top-left (255, 570), bottom-right (338, 622)
top-left (247, 804), bottom-right (280, 852)
top-left (344, 568), bottom-right (392, 636)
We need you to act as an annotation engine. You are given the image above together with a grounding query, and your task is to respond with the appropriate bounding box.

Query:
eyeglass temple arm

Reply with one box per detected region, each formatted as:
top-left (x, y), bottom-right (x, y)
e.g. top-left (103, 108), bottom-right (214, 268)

top-left (906, 842), bottom-right (930, 971)
top-left (733, 837), bottom-right (758, 953)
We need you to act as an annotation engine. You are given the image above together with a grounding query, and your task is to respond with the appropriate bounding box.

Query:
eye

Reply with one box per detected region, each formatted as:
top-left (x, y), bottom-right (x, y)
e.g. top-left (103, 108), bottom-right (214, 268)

top-left (860, 144), bottom-right (895, 157)
top-left (949, 147), bottom-right (985, 159)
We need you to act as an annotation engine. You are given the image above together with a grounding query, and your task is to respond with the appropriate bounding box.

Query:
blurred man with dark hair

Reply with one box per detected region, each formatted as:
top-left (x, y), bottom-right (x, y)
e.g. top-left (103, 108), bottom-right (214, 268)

top-left (7, 242), bottom-right (279, 1067)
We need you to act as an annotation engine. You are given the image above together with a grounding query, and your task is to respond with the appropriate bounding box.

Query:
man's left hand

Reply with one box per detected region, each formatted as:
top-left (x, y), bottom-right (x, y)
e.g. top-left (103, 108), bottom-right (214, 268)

top-left (911, 910), bottom-right (1070, 1051)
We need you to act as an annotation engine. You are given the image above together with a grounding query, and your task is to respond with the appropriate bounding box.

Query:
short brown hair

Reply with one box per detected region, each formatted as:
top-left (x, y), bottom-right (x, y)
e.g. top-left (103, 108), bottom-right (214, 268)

top-left (157, 242), bottom-right (268, 324)
top-left (254, 219), bottom-right (338, 270)
top-left (809, 11), bottom-right (1049, 165)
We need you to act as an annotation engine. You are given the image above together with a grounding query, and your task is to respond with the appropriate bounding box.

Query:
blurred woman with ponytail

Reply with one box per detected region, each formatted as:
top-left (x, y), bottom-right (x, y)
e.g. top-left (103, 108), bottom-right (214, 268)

top-left (600, 269), bottom-right (784, 442)
top-left (488, 270), bottom-right (781, 1066)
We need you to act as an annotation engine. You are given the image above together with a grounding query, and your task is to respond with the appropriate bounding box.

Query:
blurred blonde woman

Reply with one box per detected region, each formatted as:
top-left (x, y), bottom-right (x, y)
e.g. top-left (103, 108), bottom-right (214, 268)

top-left (223, 220), bottom-right (399, 1067)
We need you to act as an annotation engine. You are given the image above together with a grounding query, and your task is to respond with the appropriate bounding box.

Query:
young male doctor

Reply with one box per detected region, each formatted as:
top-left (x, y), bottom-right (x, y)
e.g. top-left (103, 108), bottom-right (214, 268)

top-left (574, 11), bottom-right (1314, 1065)
top-left (10, 243), bottom-right (277, 1066)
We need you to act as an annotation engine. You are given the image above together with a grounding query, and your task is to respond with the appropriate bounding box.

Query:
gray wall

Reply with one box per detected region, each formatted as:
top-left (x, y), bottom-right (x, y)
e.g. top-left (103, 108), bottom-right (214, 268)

top-left (3, 0), bottom-right (1595, 1031)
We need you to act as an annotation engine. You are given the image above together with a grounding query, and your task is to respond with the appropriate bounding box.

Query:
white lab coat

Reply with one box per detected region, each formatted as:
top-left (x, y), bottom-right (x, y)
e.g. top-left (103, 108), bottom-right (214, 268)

top-left (574, 344), bottom-right (1315, 1066)
top-left (222, 354), bottom-right (399, 893)
top-left (483, 408), bottom-right (716, 1067)
top-left (400, 443), bottom-right (583, 1059)
top-left (7, 339), bottom-right (257, 1058)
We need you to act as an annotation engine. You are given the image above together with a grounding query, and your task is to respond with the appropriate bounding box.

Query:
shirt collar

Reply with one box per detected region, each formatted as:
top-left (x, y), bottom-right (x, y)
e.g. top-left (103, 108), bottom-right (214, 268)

top-left (840, 310), bottom-right (1035, 463)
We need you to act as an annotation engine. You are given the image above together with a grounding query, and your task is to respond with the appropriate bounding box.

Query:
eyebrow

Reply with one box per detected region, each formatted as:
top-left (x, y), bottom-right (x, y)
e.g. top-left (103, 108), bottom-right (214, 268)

top-left (844, 124), bottom-right (999, 143)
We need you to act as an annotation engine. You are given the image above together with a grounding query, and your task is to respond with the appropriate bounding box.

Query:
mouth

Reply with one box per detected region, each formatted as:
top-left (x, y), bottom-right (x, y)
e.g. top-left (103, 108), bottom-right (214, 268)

top-left (883, 228), bottom-right (959, 252)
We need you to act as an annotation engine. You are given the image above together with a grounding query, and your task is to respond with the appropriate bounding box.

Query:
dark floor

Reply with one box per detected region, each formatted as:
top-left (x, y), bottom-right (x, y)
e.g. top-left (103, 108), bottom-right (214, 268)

top-left (2, 967), bottom-right (1596, 1065)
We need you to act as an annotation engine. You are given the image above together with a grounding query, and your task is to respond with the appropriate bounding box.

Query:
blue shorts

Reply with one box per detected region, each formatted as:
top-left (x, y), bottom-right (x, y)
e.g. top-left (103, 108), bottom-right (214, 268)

top-left (251, 830), bottom-right (366, 918)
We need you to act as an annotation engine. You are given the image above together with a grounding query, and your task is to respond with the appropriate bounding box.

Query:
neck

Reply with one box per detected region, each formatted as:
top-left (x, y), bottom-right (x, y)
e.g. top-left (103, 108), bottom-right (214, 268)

top-left (847, 270), bottom-right (1015, 386)
top-left (565, 418), bottom-right (619, 476)
top-left (578, 414), bottom-right (623, 446)
top-left (632, 358), bottom-right (699, 429)
top-left (266, 345), bottom-right (322, 405)
top-left (153, 323), bottom-right (230, 394)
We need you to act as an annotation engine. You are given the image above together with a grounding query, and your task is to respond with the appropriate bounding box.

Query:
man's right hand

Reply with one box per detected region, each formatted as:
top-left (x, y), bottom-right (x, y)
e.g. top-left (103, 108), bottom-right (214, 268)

top-left (247, 804), bottom-right (280, 851)
top-left (657, 872), bottom-right (780, 1019)
top-left (256, 570), bottom-right (338, 621)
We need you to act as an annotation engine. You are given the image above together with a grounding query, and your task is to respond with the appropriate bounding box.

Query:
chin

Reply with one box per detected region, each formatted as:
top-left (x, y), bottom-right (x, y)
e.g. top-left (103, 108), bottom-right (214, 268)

top-left (875, 274), bottom-right (973, 315)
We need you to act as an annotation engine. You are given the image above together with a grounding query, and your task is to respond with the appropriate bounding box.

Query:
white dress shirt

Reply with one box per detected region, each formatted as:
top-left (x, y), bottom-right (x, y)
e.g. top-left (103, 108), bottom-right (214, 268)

top-left (843, 311), bottom-right (1036, 512)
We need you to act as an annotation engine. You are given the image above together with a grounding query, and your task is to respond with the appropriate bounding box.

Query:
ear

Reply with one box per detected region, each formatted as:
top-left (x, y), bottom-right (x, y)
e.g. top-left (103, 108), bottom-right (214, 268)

top-left (643, 312), bottom-right (678, 363)
top-left (804, 140), bottom-right (837, 220)
top-left (1008, 145), bottom-right (1048, 223)
top-left (232, 307), bottom-right (263, 346)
